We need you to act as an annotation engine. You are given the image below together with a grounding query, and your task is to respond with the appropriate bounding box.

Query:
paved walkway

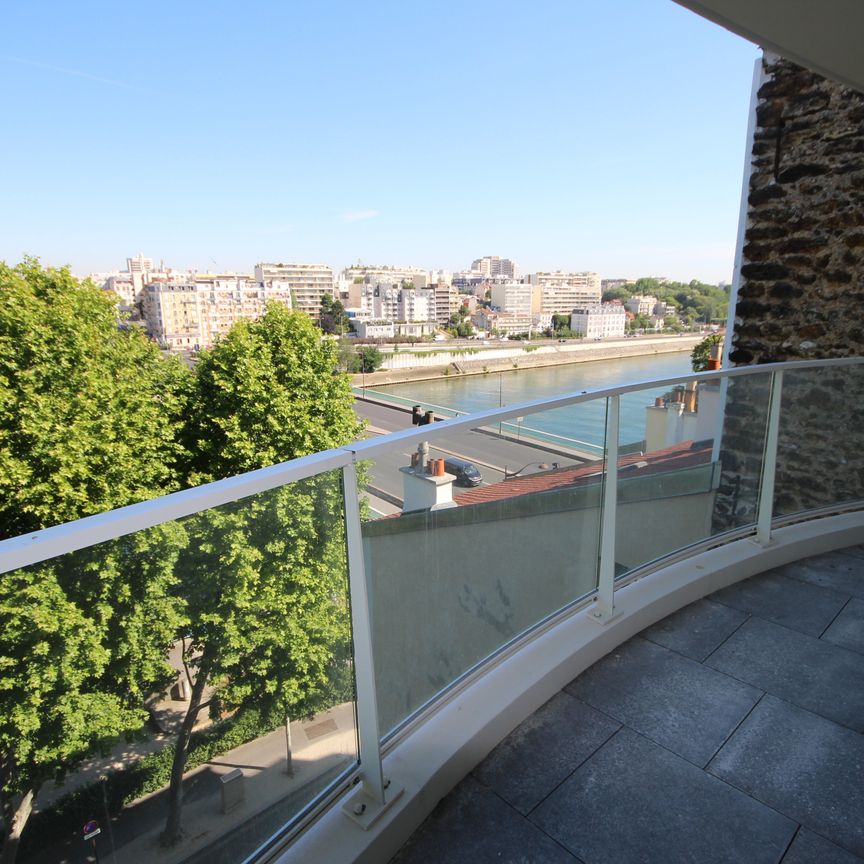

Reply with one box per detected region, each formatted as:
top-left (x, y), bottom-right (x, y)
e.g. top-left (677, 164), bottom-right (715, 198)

top-left (391, 546), bottom-right (864, 864)
top-left (29, 703), bottom-right (357, 864)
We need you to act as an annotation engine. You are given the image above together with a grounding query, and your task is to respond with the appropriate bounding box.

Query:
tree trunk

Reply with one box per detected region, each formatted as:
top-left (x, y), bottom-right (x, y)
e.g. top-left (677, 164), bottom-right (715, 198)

top-left (0, 787), bottom-right (34, 864)
top-left (160, 660), bottom-right (210, 846)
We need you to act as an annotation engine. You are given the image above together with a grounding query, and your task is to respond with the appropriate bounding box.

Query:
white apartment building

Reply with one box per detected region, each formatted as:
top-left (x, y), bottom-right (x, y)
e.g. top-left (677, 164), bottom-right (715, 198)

top-left (145, 276), bottom-right (294, 350)
top-left (89, 254), bottom-right (162, 313)
top-left (531, 285), bottom-right (601, 330)
top-left (570, 304), bottom-right (627, 339)
top-left (433, 282), bottom-right (459, 325)
top-left (625, 294), bottom-right (659, 317)
top-left (254, 262), bottom-right (334, 319)
top-left (360, 285), bottom-right (434, 323)
top-left (354, 321), bottom-right (395, 339)
top-left (471, 256), bottom-right (519, 280)
top-left (474, 309), bottom-right (533, 336)
top-left (490, 282), bottom-right (533, 317)
top-left (526, 271), bottom-right (602, 297)
top-left (343, 265), bottom-right (429, 289)
top-left (144, 281), bottom-right (205, 349)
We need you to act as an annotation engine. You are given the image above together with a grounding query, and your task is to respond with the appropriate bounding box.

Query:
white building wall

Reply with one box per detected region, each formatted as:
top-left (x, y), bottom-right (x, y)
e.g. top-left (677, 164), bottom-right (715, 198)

top-left (570, 304), bottom-right (627, 339)
top-left (490, 283), bottom-right (533, 316)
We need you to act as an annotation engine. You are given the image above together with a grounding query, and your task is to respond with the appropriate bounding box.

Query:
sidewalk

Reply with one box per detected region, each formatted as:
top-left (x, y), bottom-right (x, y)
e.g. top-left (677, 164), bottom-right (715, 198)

top-left (30, 703), bottom-right (357, 864)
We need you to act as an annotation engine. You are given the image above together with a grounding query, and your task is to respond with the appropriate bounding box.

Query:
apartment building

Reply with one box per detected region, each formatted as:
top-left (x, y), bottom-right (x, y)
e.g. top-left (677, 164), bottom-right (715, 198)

top-left (433, 282), bottom-right (459, 325)
top-left (360, 285), bottom-right (433, 323)
top-left (89, 254), bottom-right (162, 313)
top-left (144, 281), bottom-right (205, 349)
top-left (490, 282), bottom-right (533, 317)
top-left (342, 264), bottom-right (430, 289)
top-left (254, 262), bottom-right (334, 319)
top-left (145, 276), bottom-right (294, 350)
top-left (531, 284), bottom-right (601, 330)
top-left (625, 294), bottom-right (659, 317)
top-left (570, 303), bottom-right (627, 339)
top-left (526, 270), bottom-right (602, 297)
top-left (471, 256), bottom-right (519, 279)
top-left (474, 309), bottom-right (533, 336)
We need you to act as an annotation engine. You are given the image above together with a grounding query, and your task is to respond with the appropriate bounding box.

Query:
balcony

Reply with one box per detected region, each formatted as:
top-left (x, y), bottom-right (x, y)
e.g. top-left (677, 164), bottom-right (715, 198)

top-left (391, 546), bottom-right (864, 863)
top-left (4, 358), bottom-right (863, 864)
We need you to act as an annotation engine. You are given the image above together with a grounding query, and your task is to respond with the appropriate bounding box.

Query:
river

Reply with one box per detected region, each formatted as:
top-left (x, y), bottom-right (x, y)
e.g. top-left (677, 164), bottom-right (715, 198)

top-left (366, 351), bottom-right (695, 451)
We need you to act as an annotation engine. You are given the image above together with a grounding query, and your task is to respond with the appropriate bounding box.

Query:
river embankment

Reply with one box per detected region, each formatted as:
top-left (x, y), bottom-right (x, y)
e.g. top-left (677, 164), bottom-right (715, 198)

top-left (351, 334), bottom-right (704, 387)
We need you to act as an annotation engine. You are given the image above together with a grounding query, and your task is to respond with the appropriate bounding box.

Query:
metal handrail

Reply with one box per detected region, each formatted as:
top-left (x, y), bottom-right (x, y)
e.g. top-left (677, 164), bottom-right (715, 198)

top-left (1, 357), bottom-right (860, 575)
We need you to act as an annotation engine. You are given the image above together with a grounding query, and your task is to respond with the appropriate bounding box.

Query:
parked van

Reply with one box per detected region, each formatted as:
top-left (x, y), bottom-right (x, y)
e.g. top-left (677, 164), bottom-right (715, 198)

top-left (443, 458), bottom-right (482, 487)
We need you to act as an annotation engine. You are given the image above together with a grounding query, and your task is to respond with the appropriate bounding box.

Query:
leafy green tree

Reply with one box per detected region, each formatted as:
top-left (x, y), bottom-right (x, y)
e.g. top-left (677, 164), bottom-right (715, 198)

top-left (601, 287), bottom-right (630, 303)
top-left (550, 313), bottom-right (572, 332)
top-left (162, 304), bottom-right (363, 844)
top-left (319, 295), bottom-right (350, 335)
top-left (357, 345), bottom-right (383, 373)
top-left (0, 260), bottom-right (189, 864)
top-left (691, 333), bottom-right (724, 372)
top-left (0, 260), bottom-right (189, 538)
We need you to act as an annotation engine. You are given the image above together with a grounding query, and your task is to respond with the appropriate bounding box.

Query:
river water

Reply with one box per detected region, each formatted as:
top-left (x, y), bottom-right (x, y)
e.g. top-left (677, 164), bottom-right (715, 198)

top-left (370, 351), bottom-right (695, 451)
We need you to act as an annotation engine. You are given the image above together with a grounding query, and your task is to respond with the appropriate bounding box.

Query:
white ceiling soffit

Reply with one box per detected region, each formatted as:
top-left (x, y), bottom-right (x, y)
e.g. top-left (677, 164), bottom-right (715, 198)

top-left (672, 0), bottom-right (864, 94)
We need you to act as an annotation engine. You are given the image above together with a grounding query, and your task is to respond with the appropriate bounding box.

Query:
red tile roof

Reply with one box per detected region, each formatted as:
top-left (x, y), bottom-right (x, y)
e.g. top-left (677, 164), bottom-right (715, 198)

top-left (453, 440), bottom-right (712, 507)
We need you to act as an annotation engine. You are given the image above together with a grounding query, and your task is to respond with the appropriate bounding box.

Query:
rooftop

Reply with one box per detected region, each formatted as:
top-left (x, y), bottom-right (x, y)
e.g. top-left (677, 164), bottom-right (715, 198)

top-left (391, 546), bottom-right (864, 864)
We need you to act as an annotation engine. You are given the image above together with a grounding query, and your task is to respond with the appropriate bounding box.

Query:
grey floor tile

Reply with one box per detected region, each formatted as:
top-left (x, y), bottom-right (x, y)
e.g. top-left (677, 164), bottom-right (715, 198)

top-left (640, 598), bottom-right (748, 661)
top-left (782, 829), bottom-right (863, 864)
top-left (710, 570), bottom-right (849, 636)
top-left (531, 727), bottom-right (796, 864)
top-left (474, 691), bottom-right (620, 815)
top-left (390, 775), bottom-right (579, 864)
top-left (777, 551), bottom-right (864, 598)
top-left (836, 545), bottom-right (864, 561)
top-left (709, 696), bottom-right (864, 857)
top-left (565, 637), bottom-right (761, 766)
top-left (705, 617), bottom-right (864, 731)
top-left (822, 598), bottom-right (864, 655)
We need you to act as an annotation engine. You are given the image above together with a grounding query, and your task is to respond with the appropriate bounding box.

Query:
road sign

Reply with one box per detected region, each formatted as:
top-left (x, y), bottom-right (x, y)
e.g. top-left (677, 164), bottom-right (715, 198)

top-left (83, 820), bottom-right (101, 840)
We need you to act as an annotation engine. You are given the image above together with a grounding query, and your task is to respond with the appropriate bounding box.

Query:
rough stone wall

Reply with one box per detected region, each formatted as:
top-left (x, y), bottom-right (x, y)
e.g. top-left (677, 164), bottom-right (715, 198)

top-left (714, 55), bottom-right (864, 529)
top-left (730, 55), bottom-right (864, 363)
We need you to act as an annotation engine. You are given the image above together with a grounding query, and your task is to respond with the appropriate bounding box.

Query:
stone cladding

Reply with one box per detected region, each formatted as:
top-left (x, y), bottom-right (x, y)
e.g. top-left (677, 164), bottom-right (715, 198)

top-left (714, 55), bottom-right (864, 529)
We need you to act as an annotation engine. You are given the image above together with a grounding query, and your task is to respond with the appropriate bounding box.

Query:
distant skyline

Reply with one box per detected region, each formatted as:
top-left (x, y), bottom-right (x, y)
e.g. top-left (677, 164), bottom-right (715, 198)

top-left (0, 1), bottom-right (759, 283)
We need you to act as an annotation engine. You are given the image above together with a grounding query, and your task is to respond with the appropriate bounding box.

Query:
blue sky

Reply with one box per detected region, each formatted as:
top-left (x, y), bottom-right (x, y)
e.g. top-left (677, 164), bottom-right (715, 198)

top-left (0, 1), bottom-right (758, 282)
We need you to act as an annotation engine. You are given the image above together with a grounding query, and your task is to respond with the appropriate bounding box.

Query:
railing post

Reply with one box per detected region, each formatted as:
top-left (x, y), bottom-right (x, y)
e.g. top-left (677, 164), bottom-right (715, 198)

top-left (592, 395), bottom-right (619, 623)
top-left (755, 370), bottom-right (784, 547)
top-left (340, 460), bottom-right (403, 828)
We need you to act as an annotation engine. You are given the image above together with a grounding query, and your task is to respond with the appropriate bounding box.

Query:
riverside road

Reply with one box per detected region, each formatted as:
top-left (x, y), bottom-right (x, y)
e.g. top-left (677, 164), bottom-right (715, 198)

top-left (353, 396), bottom-right (600, 512)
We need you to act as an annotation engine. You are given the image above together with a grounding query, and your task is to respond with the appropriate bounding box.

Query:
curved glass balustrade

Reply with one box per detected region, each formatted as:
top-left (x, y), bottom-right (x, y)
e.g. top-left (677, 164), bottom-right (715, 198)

top-left (1, 358), bottom-right (861, 863)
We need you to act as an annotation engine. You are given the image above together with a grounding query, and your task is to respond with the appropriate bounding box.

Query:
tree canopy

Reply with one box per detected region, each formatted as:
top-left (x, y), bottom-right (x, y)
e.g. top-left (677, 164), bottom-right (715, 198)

top-left (603, 277), bottom-right (729, 325)
top-left (161, 303), bottom-right (363, 843)
top-left (319, 294), bottom-right (350, 335)
top-left (0, 268), bottom-right (365, 858)
top-left (0, 260), bottom-right (189, 539)
top-left (0, 261), bottom-right (188, 864)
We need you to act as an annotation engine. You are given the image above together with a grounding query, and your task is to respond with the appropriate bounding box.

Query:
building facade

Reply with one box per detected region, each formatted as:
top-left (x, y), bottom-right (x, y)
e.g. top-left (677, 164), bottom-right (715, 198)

top-left (471, 256), bottom-right (519, 280)
top-left (490, 282), bottom-right (533, 317)
top-left (531, 284), bottom-right (600, 329)
top-left (526, 271), bottom-right (601, 298)
top-left (254, 262), bottom-right (334, 320)
top-left (570, 303), bottom-right (627, 339)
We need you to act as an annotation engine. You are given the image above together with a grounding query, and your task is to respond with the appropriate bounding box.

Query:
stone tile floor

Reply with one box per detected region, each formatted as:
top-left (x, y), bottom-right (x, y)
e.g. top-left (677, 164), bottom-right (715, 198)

top-left (391, 545), bottom-right (864, 864)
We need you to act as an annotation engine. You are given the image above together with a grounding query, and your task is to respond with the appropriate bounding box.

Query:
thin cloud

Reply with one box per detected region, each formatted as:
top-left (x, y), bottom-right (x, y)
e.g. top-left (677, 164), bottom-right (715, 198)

top-left (341, 210), bottom-right (380, 223)
top-left (2, 55), bottom-right (161, 95)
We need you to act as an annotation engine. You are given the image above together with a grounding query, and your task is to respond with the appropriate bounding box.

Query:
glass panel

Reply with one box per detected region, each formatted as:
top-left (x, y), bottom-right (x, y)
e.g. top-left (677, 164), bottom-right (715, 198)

top-left (775, 364), bottom-right (864, 517)
top-left (613, 371), bottom-right (772, 576)
top-left (361, 401), bottom-right (606, 737)
top-left (8, 470), bottom-right (357, 864)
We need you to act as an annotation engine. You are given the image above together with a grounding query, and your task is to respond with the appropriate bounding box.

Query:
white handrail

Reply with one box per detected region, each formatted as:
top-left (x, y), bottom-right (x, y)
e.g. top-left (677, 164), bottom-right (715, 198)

top-left (0, 357), bottom-right (860, 575)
